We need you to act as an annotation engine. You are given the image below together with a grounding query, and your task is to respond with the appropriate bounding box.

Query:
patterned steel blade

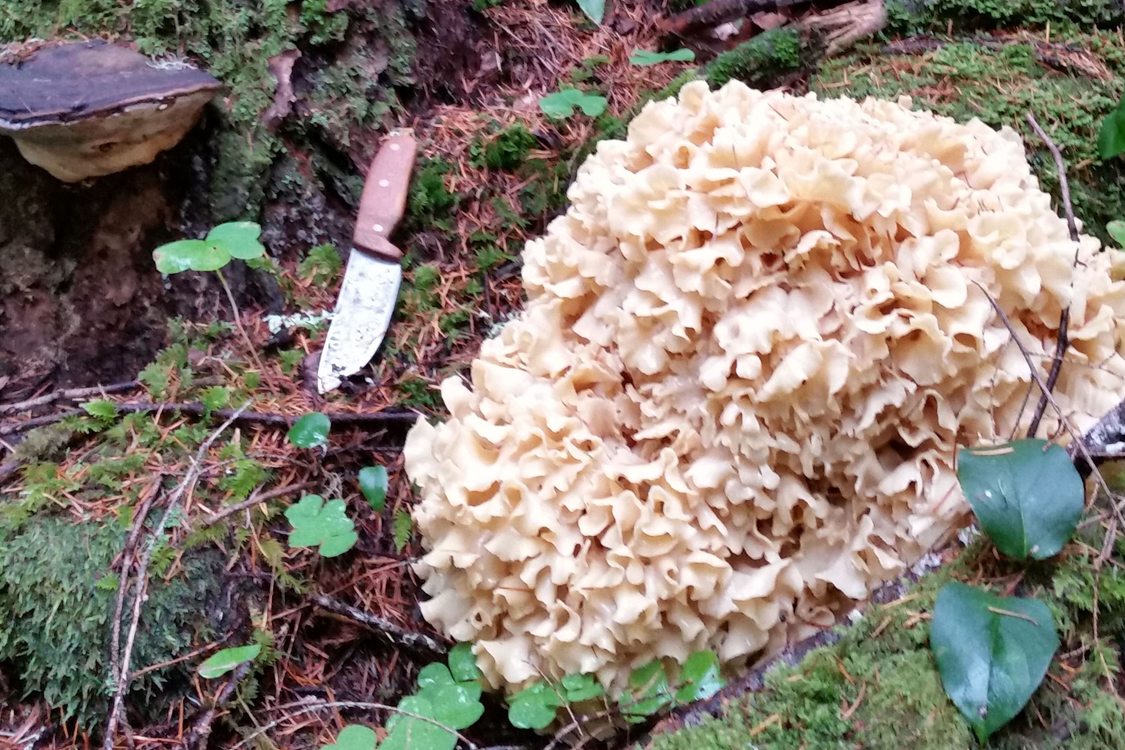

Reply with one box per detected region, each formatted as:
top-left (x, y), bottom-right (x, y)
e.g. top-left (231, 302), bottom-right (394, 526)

top-left (316, 249), bottom-right (401, 393)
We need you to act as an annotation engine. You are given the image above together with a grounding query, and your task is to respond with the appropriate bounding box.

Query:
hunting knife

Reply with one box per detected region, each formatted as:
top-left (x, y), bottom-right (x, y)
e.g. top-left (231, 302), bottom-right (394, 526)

top-left (317, 130), bottom-right (417, 393)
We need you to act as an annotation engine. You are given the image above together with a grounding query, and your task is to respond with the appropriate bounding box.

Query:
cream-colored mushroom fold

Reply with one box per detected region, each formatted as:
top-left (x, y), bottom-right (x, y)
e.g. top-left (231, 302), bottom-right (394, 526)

top-left (404, 81), bottom-right (1125, 692)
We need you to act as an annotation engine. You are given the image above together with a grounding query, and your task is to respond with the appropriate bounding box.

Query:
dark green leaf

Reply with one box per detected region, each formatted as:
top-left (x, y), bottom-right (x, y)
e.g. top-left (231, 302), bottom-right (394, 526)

top-left (675, 650), bottom-right (724, 703)
top-left (198, 643), bottom-right (261, 679)
top-left (358, 466), bottom-right (389, 512)
top-left (322, 724), bottom-right (376, 750)
top-left (622, 660), bottom-right (674, 720)
top-left (575, 0), bottom-right (605, 24)
top-left (931, 582), bottom-right (1058, 743)
top-left (448, 643), bottom-right (482, 683)
top-left (206, 221), bottom-right (265, 260)
top-left (428, 683), bottom-right (484, 729)
top-left (957, 439), bottom-right (1084, 559)
top-left (508, 682), bottom-right (562, 729)
top-left (629, 48), bottom-right (695, 66)
top-left (539, 88), bottom-right (608, 120)
top-left (285, 495), bottom-right (358, 557)
top-left (1098, 95), bottom-right (1125, 160)
top-left (288, 412), bottom-right (332, 448)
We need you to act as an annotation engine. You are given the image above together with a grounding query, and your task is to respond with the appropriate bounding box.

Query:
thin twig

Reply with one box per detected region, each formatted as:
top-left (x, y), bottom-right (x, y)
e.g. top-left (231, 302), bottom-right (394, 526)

top-left (972, 281), bottom-right (1125, 534)
top-left (311, 594), bottom-right (450, 658)
top-left (184, 660), bottom-right (254, 749)
top-left (1024, 112), bottom-right (1080, 438)
top-left (218, 269), bottom-right (266, 374)
top-left (102, 404), bottom-right (250, 749)
top-left (199, 482), bottom-right (316, 528)
top-left (0, 408), bottom-right (83, 436)
top-left (0, 380), bottom-right (139, 415)
top-left (230, 700), bottom-right (479, 750)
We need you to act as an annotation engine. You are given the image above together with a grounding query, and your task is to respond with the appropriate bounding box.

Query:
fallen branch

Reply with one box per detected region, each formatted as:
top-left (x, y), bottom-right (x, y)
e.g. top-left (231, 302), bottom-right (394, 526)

top-left (0, 380), bottom-right (139, 415)
top-left (102, 405), bottom-right (250, 749)
top-left (1024, 112), bottom-right (1080, 439)
top-left (0, 401), bottom-right (418, 437)
top-left (311, 593), bottom-right (450, 658)
top-left (660, 0), bottom-right (806, 36)
top-left (199, 482), bottom-right (316, 528)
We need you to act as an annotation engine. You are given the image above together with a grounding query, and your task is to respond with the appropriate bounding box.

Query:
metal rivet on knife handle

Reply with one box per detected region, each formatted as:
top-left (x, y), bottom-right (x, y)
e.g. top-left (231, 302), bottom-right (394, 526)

top-left (352, 131), bottom-right (417, 259)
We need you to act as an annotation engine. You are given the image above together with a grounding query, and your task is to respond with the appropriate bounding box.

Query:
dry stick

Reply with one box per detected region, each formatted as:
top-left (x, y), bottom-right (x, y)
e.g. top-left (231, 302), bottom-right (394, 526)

top-left (217, 269), bottom-right (266, 375)
top-left (102, 404), bottom-right (250, 750)
top-left (310, 593), bottom-right (450, 658)
top-left (972, 281), bottom-right (1125, 535)
top-left (230, 700), bottom-right (480, 750)
top-left (199, 482), bottom-right (316, 528)
top-left (660, 0), bottom-right (806, 35)
top-left (184, 660), bottom-right (254, 750)
top-left (1025, 112), bottom-right (1081, 438)
top-left (0, 380), bottom-right (139, 415)
top-left (0, 402), bottom-right (417, 437)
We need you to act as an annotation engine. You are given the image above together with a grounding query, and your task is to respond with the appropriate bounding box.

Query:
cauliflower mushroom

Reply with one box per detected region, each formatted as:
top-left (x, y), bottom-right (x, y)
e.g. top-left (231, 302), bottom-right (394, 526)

top-left (0, 40), bottom-right (221, 182)
top-left (405, 81), bottom-right (1125, 692)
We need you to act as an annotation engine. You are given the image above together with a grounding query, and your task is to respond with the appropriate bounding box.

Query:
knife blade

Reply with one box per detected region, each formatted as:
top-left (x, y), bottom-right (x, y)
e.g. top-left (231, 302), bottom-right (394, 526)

top-left (317, 130), bottom-right (417, 394)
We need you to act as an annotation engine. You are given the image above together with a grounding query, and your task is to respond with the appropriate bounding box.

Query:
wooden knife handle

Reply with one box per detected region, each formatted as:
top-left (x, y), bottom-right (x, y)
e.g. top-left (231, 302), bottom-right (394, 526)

top-left (352, 130), bottom-right (417, 259)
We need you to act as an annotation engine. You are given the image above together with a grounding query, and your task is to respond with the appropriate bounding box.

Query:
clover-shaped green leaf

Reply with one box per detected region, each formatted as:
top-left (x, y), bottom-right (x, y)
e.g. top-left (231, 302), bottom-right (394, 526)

top-left (539, 88), bottom-right (607, 120)
top-left (285, 495), bottom-right (357, 557)
top-left (675, 650), bottom-right (724, 702)
top-left (621, 660), bottom-right (674, 722)
top-left (154, 239), bottom-right (229, 274)
top-left (1099, 93), bottom-right (1125, 160)
top-left (198, 643), bottom-right (261, 679)
top-left (288, 412), bottom-right (332, 448)
top-left (508, 681), bottom-right (563, 729)
top-left (206, 221), bottom-right (265, 260)
top-left (448, 642), bottom-right (482, 683)
top-left (382, 695), bottom-right (456, 750)
top-left (322, 724), bottom-right (376, 750)
top-left (358, 465), bottom-right (389, 512)
top-left (560, 673), bottom-right (604, 702)
top-left (576, 0), bottom-right (605, 24)
top-left (629, 48), bottom-right (695, 66)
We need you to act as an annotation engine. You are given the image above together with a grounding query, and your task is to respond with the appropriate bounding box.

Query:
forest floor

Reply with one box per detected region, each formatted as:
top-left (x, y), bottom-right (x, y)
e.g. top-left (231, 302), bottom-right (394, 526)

top-left (2, 0), bottom-right (1125, 748)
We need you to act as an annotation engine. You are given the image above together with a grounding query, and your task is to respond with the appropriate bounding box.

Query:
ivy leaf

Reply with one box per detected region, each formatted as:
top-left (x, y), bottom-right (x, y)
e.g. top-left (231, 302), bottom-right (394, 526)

top-left (508, 681), bottom-right (563, 729)
top-left (539, 88), bottom-right (608, 120)
top-left (393, 509), bottom-right (413, 552)
top-left (197, 643), bottom-right (261, 679)
top-left (285, 495), bottom-right (358, 557)
top-left (358, 466), bottom-right (389, 512)
top-left (448, 642), bottom-right (483, 683)
top-left (206, 221), bottom-right (265, 260)
top-left (575, 0), bottom-right (605, 24)
top-left (675, 650), bottom-right (724, 703)
top-left (382, 695), bottom-right (455, 750)
top-left (931, 582), bottom-right (1058, 743)
top-left (82, 399), bottom-right (118, 421)
top-left (1098, 94), bottom-right (1125, 160)
top-left (154, 239), bottom-right (230, 274)
top-left (560, 673), bottom-right (604, 702)
top-left (957, 439), bottom-right (1084, 559)
top-left (288, 412), bottom-right (332, 448)
top-left (629, 48), bottom-right (695, 66)
top-left (1108, 220), bottom-right (1125, 248)
top-left (322, 724), bottom-right (376, 750)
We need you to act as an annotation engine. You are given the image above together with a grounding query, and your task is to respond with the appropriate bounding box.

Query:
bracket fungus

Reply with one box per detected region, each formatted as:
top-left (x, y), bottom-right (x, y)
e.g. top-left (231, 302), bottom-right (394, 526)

top-left (0, 40), bottom-right (221, 182)
top-left (405, 81), bottom-right (1125, 693)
